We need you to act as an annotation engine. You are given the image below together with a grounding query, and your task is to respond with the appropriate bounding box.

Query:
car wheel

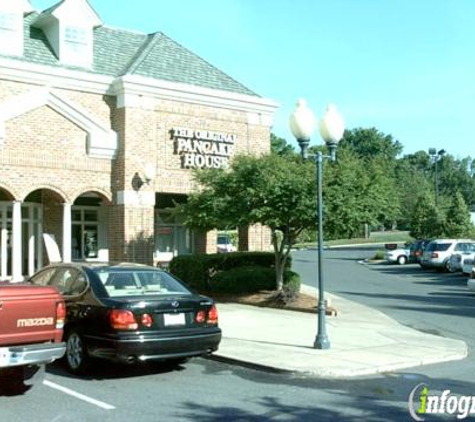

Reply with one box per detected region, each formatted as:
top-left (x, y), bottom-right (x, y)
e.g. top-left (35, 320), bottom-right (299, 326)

top-left (444, 260), bottom-right (456, 273)
top-left (65, 330), bottom-right (90, 375)
top-left (397, 255), bottom-right (407, 265)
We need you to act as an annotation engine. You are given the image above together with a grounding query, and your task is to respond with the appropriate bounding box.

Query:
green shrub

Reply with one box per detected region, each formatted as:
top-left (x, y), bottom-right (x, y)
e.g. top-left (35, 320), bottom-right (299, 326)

top-left (169, 252), bottom-right (291, 291)
top-left (210, 266), bottom-right (275, 293)
top-left (283, 270), bottom-right (301, 293)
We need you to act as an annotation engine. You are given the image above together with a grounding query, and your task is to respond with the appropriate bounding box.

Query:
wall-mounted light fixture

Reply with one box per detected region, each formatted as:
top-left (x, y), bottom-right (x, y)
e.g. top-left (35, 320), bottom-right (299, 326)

top-left (137, 163), bottom-right (156, 189)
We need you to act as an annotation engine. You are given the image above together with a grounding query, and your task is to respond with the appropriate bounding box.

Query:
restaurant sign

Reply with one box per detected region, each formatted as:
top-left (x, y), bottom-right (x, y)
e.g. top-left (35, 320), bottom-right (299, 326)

top-left (171, 127), bottom-right (236, 169)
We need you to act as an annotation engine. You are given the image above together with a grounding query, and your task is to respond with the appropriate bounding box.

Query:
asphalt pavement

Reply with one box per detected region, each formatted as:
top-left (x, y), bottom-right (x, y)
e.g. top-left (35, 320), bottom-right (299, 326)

top-left (214, 285), bottom-right (468, 378)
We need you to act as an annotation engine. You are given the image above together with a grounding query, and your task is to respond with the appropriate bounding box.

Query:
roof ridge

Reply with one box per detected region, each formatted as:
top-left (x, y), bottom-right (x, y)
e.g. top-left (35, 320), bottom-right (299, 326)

top-left (122, 32), bottom-right (163, 76)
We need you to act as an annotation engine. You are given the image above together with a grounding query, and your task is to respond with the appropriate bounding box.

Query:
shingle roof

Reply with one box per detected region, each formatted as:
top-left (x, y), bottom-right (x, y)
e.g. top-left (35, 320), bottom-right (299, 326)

top-left (5, 12), bottom-right (258, 97)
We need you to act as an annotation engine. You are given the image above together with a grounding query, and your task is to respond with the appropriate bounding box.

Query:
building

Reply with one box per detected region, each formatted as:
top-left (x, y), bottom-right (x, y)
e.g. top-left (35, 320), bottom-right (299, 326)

top-left (0, 0), bottom-right (278, 281)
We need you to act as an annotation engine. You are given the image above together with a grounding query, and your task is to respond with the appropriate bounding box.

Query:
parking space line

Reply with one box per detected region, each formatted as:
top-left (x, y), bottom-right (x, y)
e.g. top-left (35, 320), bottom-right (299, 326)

top-left (43, 380), bottom-right (116, 410)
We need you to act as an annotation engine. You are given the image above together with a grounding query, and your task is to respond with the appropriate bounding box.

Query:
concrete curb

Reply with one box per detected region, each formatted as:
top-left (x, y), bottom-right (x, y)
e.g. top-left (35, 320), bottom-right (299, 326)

top-left (214, 289), bottom-right (469, 378)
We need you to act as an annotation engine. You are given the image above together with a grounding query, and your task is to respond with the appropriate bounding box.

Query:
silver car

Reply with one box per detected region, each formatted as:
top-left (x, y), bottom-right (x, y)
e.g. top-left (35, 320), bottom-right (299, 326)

top-left (420, 239), bottom-right (475, 272)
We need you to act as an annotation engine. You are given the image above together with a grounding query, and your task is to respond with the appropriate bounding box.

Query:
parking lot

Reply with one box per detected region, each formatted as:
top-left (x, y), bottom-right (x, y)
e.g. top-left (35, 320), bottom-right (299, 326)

top-left (3, 248), bottom-right (475, 422)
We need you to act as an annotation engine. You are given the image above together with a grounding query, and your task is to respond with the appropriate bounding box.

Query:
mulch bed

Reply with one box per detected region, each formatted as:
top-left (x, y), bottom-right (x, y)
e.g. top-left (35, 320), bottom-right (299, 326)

top-left (205, 290), bottom-right (338, 316)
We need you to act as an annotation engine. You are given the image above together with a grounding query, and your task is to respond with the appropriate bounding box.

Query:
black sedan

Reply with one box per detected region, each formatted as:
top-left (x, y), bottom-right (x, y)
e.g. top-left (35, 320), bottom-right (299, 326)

top-left (29, 263), bottom-right (222, 374)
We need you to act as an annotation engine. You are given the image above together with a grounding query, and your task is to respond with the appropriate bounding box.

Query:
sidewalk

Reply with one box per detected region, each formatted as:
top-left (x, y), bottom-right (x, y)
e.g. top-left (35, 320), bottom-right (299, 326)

top-left (213, 285), bottom-right (468, 377)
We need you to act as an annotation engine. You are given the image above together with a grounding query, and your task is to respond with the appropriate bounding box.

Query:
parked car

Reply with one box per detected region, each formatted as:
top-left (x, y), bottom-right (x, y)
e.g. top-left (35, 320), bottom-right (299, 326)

top-left (420, 239), bottom-right (475, 272)
top-left (217, 234), bottom-right (236, 253)
top-left (467, 267), bottom-right (475, 291)
top-left (409, 239), bottom-right (432, 264)
top-left (384, 245), bottom-right (411, 265)
top-left (447, 246), bottom-right (475, 273)
top-left (462, 257), bottom-right (475, 275)
top-left (29, 263), bottom-right (222, 374)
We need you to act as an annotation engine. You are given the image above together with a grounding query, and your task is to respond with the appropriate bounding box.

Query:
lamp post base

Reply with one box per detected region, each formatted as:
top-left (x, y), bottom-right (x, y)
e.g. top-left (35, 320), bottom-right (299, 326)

top-left (314, 335), bottom-right (331, 350)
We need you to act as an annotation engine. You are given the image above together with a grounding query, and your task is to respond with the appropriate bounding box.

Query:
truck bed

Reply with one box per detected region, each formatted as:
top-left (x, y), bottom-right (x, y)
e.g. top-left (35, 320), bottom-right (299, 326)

top-left (0, 282), bottom-right (63, 347)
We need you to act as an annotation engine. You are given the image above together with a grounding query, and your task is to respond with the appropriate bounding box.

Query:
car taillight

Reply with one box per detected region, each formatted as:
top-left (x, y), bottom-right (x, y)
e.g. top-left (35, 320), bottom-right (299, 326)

top-left (110, 309), bottom-right (138, 330)
top-left (431, 252), bottom-right (439, 258)
top-left (195, 310), bottom-right (206, 323)
top-left (415, 251), bottom-right (421, 256)
top-left (207, 304), bottom-right (218, 325)
top-left (56, 301), bottom-right (66, 329)
top-left (141, 313), bottom-right (153, 328)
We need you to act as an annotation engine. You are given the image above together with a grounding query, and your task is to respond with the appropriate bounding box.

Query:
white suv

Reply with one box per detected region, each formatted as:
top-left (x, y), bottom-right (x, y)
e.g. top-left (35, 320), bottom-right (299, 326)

top-left (420, 239), bottom-right (475, 272)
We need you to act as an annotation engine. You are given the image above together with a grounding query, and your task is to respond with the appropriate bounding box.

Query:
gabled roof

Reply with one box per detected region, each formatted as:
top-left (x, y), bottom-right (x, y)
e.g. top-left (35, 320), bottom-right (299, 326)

top-left (7, 12), bottom-right (258, 97)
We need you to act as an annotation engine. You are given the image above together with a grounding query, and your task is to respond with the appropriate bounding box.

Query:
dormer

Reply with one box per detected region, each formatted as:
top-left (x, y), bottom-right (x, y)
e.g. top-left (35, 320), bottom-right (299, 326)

top-left (33, 0), bottom-right (102, 68)
top-left (0, 1), bottom-right (33, 57)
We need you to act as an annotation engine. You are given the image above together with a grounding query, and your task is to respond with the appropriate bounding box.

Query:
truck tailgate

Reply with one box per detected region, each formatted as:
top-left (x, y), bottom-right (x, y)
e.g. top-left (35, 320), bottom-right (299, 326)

top-left (0, 283), bottom-right (62, 346)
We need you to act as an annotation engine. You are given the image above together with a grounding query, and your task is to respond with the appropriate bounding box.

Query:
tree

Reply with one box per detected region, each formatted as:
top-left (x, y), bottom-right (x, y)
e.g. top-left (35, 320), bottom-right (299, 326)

top-left (339, 127), bottom-right (403, 161)
top-left (323, 150), bottom-right (401, 238)
top-left (178, 154), bottom-right (316, 292)
top-left (409, 193), bottom-right (443, 239)
top-left (394, 157), bottom-right (432, 229)
top-left (270, 133), bottom-right (296, 158)
top-left (444, 192), bottom-right (475, 238)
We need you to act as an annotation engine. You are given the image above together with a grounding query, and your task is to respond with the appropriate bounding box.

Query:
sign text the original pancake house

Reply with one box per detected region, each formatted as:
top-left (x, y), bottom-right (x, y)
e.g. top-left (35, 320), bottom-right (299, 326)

top-left (172, 127), bottom-right (236, 169)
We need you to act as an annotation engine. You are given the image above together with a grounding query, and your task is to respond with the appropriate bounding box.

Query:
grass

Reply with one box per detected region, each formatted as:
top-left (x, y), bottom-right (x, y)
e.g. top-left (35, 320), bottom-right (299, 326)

top-left (295, 230), bottom-right (412, 249)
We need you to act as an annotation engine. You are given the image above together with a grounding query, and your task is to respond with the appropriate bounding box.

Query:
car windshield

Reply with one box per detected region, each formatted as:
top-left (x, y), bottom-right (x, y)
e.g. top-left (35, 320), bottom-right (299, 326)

top-left (217, 236), bottom-right (229, 245)
top-left (93, 269), bottom-right (192, 297)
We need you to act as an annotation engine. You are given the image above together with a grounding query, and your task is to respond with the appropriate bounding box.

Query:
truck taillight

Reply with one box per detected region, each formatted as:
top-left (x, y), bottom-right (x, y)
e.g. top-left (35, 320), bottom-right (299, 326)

top-left (56, 301), bottom-right (66, 329)
top-left (110, 309), bottom-right (138, 330)
top-left (431, 252), bottom-right (439, 258)
top-left (207, 304), bottom-right (218, 325)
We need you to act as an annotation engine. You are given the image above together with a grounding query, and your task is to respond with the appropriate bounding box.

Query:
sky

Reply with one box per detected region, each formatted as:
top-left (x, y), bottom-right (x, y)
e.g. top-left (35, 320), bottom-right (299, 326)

top-left (32, 0), bottom-right (475, 158)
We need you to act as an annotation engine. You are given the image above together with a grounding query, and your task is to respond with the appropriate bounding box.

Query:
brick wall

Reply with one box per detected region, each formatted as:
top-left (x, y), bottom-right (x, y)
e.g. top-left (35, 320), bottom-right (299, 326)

top-left (0, 78), bottom-right (273, 265)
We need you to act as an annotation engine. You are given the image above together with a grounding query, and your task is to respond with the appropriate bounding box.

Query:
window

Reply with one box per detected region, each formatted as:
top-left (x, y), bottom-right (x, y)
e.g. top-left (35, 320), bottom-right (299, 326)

top-left (64, 26), bottom-right (88, 55)
top-left (30, 268), bottom-right (56, 285)
top-left (51, 268), bottom-right (87, 295)
top-left (72, 207), bottom-right (99, 260)
top-left (95, 268), bottom-right (191, 298)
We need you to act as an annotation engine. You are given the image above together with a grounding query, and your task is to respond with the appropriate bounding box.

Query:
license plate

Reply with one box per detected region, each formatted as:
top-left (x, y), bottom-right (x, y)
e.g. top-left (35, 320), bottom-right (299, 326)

top-left (0, 347), bottom-right (11, 367)
top-left (163, 313), bottom-right (185, 326)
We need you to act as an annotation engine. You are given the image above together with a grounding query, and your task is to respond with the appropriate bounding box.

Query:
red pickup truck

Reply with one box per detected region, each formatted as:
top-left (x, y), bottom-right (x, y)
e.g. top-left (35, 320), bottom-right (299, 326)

top-left (0, 282), bottom-right (66, 393)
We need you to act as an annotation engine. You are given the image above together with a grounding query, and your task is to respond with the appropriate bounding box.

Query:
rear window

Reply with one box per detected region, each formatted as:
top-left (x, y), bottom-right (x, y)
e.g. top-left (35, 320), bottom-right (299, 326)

top-left (93, 269), bottom-right (192, 298)
top-left (426, 242), bottom-right (451, 252)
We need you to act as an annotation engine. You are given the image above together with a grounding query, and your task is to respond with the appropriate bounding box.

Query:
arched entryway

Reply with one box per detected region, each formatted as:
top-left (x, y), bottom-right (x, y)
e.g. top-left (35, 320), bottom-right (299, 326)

top-left (71, 191), bottom-right (111, 262)
top-left (23, 189), bottom-right (66, 278)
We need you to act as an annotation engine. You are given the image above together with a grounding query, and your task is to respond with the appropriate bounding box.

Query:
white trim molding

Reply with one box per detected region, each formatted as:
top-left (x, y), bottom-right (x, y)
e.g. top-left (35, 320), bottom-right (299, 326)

top-left (0, 57), bottom-right (113, 94)
top-left (116, 190), bottom-right (156, 207)
top-left (0, 86), bottom-right (118, 158)
top-left (0, 58), bottom-right (279, 126)
top-left (111, 75), bottom-right (279, 125)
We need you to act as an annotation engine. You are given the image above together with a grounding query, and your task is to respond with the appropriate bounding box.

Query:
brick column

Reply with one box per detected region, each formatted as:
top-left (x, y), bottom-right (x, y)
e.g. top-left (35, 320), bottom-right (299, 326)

top-left (194, 229), bottom-right (218, 254)
top-left (113, 191), bottom-right (155, 265)
top-left (239, 224), bottom-right (271, 252)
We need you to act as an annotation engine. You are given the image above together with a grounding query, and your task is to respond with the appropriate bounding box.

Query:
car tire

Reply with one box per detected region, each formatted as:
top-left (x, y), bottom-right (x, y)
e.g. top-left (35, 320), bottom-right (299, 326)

top-left (65, 330), bottom-right (90, 375)
top-left (397, 255), bottom-right (407, 265)
top-left (444, 260), bottom-right (456, 273)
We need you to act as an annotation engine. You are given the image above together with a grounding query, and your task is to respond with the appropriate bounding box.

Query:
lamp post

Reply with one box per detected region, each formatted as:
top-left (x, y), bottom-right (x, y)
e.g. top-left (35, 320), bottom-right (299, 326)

top-left (428, 148), bottom-right (445, 207)
top-left (289, 99), bottom-right (345, 350)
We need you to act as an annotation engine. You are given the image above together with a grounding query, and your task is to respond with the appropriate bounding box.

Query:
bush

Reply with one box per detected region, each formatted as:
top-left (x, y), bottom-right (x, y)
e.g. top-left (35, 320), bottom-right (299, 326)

top-left (169, 252), bottom-right (292, 291)
top-left (284, 270), bottom-right (301, 293)
top-left (210, 266), bottom-right (275, 293)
